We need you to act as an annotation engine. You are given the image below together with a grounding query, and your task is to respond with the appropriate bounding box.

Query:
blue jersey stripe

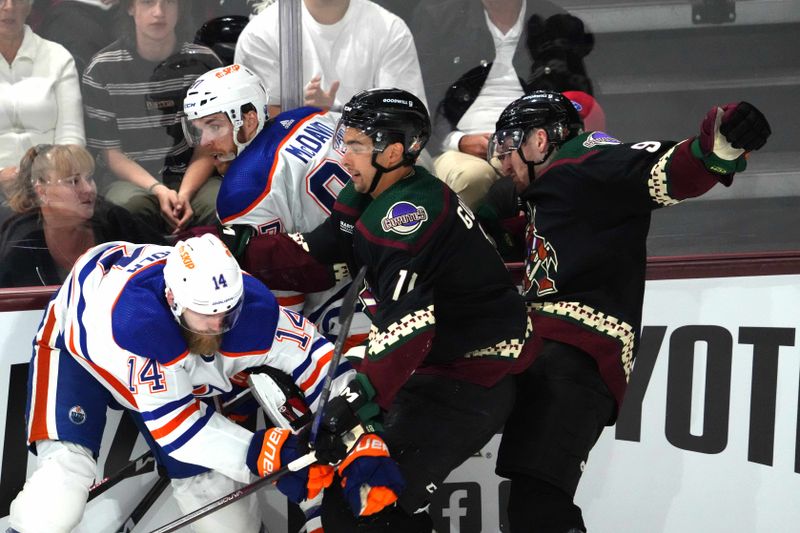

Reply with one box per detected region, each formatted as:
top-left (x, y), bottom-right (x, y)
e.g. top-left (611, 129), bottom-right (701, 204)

top-left (74, 247), bottom-right (111, 362)
top-left (305, 361), bottom-right (352, 406)
top-left (290, 337), bottom-right (329, 382)
top-left (161, 406), bottom-right (215, 452)
top-left (141, 394), bottom-right (194, 421)
top-left (306, 282), bottom-right (349, 323)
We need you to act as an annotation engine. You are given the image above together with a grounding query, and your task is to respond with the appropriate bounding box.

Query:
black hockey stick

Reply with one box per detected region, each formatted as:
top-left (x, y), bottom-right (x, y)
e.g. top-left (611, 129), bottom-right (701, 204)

top-left (88, 388), bottom-right (254, 501)
top-left (116, 474), bottom-right (171, 533)
top-left (309, 265), bottom-right (367, 445)
top-left (88, 449), bottom-right (156, 501)
top-left (148, 266), bottom-right (368, 533)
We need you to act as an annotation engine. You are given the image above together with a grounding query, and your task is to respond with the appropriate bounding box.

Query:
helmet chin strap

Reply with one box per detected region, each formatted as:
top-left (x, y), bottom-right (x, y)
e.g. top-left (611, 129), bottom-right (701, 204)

top-left (166, 287), bottom-right (185, 325)
top-left (367, 153), bottom-right (408, 194)
top-left (231, 115), bottom-right (267, 155)
top-left (517, 142), bottom-right (556, 180)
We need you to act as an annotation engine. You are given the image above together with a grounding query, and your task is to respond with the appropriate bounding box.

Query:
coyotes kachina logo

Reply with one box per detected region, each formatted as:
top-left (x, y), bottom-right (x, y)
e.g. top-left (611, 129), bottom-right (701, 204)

top-left (523, 209), bottom-right (558, 297)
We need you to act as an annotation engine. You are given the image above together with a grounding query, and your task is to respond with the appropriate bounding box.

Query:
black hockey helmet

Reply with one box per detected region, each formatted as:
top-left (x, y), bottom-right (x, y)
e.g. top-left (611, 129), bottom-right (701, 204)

top-left (489, 91), bottom-right (583, 172)
top-left (496, 90), bottom-right (583, 145)
top-left (194, 16), bottom-right (249, 65)
top-left (337, 88), bottom-right (431, 165)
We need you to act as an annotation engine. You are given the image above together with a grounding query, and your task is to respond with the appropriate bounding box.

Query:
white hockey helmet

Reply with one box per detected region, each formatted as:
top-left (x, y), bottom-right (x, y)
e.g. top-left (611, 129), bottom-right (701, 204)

top-left (182, 64), bottom-right (268, 154)
top-left (163, 233), bottom-right (244, 334)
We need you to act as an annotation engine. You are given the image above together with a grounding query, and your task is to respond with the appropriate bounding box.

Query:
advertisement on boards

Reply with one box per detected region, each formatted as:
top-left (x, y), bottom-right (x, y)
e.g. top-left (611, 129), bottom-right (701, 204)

top-left (1, 274), bottom-right (799, 532)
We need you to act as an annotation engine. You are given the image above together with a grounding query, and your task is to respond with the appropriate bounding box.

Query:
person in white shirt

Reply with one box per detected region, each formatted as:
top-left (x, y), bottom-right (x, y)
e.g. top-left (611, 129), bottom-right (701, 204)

top-left (236, 0), bottom-right (427, 117)
top-left (0, 0), bottom-right (85, 195)
top-left (410, 0), bottom-right (563, 210)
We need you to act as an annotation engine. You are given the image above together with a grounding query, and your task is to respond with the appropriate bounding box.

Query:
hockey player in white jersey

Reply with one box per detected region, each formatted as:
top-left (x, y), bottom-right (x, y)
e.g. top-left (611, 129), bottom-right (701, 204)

top-left (7, 234), bottom-right (401, 533)
top-left (182, 64), bottom-right (370, 351)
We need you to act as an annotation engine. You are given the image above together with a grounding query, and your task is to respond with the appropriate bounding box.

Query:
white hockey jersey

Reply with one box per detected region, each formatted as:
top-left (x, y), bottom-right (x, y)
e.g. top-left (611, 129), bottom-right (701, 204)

top-left (216, 107), bottom-right (370, 346)
top-left (31, 242), bottom-right (354, 483)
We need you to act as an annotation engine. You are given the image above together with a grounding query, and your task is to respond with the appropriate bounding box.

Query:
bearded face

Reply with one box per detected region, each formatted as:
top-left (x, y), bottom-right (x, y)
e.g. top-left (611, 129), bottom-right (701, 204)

top-left (182, 329), bottom-right (223, 356)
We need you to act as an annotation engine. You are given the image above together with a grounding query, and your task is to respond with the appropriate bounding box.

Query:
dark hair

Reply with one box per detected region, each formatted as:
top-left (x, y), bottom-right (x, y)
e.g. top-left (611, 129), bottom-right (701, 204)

top-left (116, 0), bottom-right (197, 45)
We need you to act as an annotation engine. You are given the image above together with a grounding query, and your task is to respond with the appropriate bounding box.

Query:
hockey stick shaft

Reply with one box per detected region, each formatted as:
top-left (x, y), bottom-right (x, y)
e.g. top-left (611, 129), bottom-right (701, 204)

top-left (148, 452), bottom-right (317, 533)
top-left (309, 265), bottom-right (367, 444)
top-left (88, 449), bottom-right (156, 501)
top-left (148, 265), bottom-right (368, 533)
top-left (88, 389), bottom-right (254, 500)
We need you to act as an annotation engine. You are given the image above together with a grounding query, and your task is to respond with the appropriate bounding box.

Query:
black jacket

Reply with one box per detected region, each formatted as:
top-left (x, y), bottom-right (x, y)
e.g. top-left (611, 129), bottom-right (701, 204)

top-left (0, 199), bottom-right (167, 288)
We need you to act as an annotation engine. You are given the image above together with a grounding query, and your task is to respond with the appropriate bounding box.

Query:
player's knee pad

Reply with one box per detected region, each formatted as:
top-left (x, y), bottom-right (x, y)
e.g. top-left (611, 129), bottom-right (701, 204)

top-left (170, 470), bottom-right (262, 533)
top-left (8, 440), bottom-right (96, 533)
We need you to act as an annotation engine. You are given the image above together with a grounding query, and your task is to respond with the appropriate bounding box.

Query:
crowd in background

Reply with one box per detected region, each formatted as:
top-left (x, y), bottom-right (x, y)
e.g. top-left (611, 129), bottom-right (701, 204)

top-left (0, 0), bottom-right (599, 287)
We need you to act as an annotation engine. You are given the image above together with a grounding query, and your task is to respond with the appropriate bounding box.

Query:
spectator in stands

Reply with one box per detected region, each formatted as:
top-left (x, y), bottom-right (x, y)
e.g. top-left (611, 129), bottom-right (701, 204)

top-left (82, 0), bottom-right (222, 234)
top-left (0, 144), bottom-right (165, 287)
top-left (236, 0), bottom-right (427, 116)
top-left (36, 0), bottom-right (120, 76)
top-left (410, 0), bottom-right (566, 210)
top-left (0, 0), bottom-right (85, 199)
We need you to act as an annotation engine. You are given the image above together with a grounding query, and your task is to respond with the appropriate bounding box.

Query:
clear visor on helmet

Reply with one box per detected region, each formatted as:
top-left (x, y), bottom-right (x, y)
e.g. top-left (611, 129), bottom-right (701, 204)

top-left (487, 128), bottom-right (526, 173)
top-left (333, 120), bottom-right (385, 155)
top-left (178, 297), bottom-right (243, 336)
top-left (181, 113), bottom-right (233, 148)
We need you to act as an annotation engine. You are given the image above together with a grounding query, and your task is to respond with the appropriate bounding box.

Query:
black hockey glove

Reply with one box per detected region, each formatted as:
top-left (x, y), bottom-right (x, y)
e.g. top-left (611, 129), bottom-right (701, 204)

top-left (694, 101), bottom-right (771, 176)
top-left (717, 101), bottom-right (771, 152)
top-left (313, 373), bottom-right (380, 465)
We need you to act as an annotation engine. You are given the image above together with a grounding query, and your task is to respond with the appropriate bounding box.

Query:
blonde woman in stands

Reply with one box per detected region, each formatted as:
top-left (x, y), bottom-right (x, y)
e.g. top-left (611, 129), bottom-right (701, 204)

top-left (0, 0), bottom-right (85, 198)
top-left (0, 144), bottom-right (164, 287)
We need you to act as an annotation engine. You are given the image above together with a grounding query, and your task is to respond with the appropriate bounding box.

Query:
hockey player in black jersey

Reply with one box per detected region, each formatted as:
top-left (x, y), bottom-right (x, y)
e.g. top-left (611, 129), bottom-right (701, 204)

top-left (240, 88), bottom-right (533, 531)
top-left (488, 91), bottom-right (771, 532)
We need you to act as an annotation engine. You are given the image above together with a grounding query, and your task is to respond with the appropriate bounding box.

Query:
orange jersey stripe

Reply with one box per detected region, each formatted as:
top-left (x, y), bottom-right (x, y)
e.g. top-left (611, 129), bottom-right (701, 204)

top-left (77, 354), bottom-right (138, 408)
top-left (299, 349), bottom-right (333, 392)
top-left (276, 294), bottom-right (306, 307)
top-left (342, 333), bottom-right (369, 353)
top-left (162, 349), bottom-right (190, 367)
top-left (150, 401), bottom-right (200, 440)
top-left (30, 307), bottom-right (57, 441)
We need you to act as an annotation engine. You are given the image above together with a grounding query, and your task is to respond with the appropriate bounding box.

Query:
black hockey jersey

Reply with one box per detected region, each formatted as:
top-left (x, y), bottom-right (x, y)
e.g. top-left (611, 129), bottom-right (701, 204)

top-left (521, 131), bottom-right (733, 408)
top-left (305, 166), bottom-right (531, 409)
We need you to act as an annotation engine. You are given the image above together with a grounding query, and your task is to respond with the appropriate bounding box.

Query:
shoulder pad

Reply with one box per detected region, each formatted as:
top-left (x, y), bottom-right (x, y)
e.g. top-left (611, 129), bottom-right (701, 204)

top-left (217, 107), bottom-right (336, 224)
top-left (356, 170), bottom-right (449, 252)
top-left (219, 275), bottom-right (278, 354)
top-left (556, 131), bottom-right (622, 161)
top-left (112, 263), bottom-right (188, 366)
